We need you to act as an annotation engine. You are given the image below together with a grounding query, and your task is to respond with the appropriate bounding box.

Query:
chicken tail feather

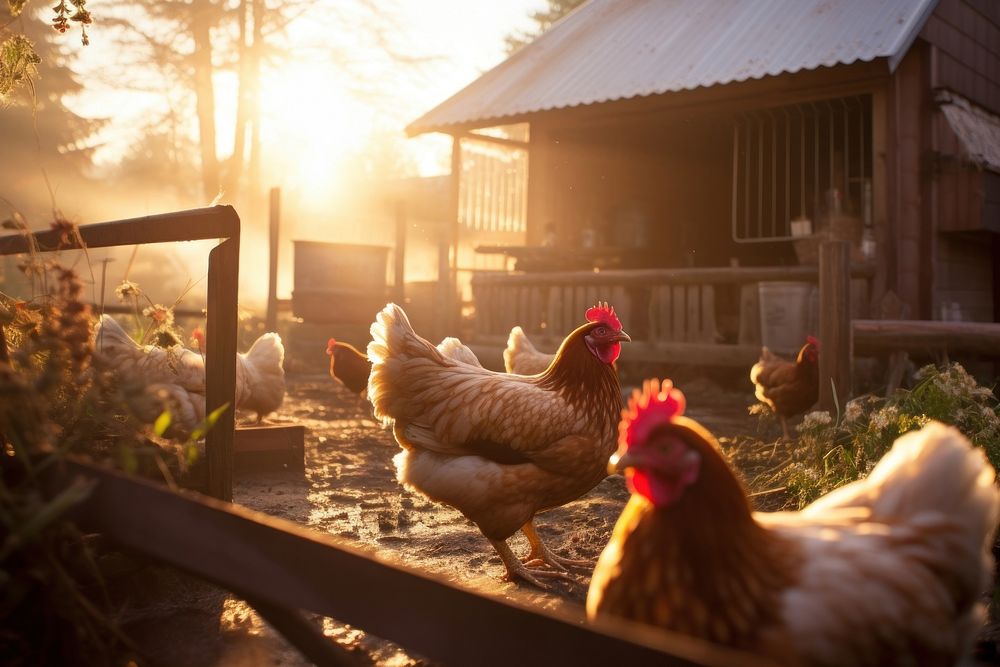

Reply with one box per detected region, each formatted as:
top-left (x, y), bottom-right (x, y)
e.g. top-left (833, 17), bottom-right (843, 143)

top-left (367, 303), bottom-right (444, 425)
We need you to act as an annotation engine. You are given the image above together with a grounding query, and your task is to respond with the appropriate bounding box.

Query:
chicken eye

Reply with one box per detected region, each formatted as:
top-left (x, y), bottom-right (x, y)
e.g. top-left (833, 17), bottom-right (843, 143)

top-left (595, 326), bottom-right (607, 335)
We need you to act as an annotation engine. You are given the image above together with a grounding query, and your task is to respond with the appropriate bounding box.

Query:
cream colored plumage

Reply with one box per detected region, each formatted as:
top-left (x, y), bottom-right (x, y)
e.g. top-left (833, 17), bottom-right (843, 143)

top-left (368, 302), bottom-right (626, 586)
top-left (503, 326), bottom-right (553, 375)
top-left (94, 315), bottom-right (286, 433)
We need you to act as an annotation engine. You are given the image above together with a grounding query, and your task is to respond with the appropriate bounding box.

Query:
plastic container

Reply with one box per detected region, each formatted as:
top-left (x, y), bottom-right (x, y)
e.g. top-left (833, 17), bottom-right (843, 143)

top-left (758, 281), bottom-right (816, 355)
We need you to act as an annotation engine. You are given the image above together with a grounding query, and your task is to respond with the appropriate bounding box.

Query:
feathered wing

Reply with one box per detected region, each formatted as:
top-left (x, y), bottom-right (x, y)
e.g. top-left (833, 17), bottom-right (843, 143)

top-left (762, 422), bottom-right (1000, 666)
top-left (436, 337), bottom-right (482, 367)
top-left (94, 315), bottom-right (206, 393)
top-left (503, 326), bottom-right (553, 375)
top-left (236, 332), bottom-right (285, 418)
top-left (368, 304), bottom-right (587, 466)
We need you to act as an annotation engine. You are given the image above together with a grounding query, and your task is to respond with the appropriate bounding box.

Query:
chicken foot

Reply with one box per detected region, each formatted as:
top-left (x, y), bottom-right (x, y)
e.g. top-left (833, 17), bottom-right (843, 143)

top-left (489, 539), bottom-right (578, 589)
top-left (520, 521), bottom-right (591, 571)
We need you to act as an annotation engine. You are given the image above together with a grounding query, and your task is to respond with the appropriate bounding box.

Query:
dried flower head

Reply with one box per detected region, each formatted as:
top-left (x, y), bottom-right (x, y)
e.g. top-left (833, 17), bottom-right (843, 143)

top-left (142, 304), bottom-right (174, 328)
top-left (114, 280), bottom-right (142, 302)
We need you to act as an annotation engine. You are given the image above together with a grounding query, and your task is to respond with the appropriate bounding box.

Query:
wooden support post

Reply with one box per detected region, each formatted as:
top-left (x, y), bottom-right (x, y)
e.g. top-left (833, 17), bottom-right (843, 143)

top-left (265, 188), bottom-right (280, 333)
top-left (394, 199), bottom-right (406, 304)
top-left (449, 136), bottom-right (462, 332)
top-left (206, 236), bottom-right (240, 502)
top-left (819, 241), bottom-right (851, 414)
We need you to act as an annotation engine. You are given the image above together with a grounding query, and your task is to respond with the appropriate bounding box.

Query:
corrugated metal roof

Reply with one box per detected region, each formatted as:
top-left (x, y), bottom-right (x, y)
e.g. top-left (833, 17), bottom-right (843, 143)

top-left (939, 91), bottom-right (1000, 173)
top-left (408, 0), bottom-right (937, 136)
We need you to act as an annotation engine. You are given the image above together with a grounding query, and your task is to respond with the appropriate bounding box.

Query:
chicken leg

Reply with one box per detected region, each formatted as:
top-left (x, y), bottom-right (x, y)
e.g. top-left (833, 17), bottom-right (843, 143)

top-left (489, 539), bottom-right (578, 589)
top-left (520, 520), bottom-right (591, 571)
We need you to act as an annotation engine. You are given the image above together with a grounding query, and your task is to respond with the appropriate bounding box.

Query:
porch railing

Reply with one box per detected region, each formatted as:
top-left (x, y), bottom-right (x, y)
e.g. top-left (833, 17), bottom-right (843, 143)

top-left (471, 263), bottom-right (876, 367)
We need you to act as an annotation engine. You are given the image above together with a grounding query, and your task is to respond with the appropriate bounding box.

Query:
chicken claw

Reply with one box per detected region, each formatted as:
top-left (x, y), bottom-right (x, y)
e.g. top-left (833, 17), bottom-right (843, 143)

top-left (521, 521), bottom-right (592, 571)
top-left (491, 539), bottom-right (580, 589)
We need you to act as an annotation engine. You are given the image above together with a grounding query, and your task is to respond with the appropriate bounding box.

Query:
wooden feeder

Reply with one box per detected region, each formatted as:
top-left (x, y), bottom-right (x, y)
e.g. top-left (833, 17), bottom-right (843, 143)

top-left (234, 423), bottom-right (306, 471)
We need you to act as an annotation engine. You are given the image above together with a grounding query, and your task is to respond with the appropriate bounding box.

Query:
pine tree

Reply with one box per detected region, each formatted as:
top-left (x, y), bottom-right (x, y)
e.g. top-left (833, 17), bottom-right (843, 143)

top-left (505, 0), bottom-right (588, 53)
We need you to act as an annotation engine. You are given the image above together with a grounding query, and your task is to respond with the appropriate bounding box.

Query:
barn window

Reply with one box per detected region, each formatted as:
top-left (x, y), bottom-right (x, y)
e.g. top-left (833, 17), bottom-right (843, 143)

top-left (731, 95), bottom-right (873, 242)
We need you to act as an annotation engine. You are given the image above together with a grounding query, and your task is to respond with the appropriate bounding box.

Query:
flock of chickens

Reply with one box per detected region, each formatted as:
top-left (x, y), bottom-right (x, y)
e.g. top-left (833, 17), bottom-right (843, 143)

top-left (96, 303), bottom-right (1000, 665)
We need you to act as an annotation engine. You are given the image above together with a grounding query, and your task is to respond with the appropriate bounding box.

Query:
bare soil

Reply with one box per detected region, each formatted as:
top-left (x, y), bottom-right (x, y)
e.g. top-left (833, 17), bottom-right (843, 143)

top-left (114, 373), bottom-right (766, 666)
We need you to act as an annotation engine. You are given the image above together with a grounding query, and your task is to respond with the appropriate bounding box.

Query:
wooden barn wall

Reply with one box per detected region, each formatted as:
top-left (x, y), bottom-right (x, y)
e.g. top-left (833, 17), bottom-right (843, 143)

top-left (920, 0), bottom-right (1000, 112)
top-left (528, 115), bottom-right (797, 270)
top-left (887, 44), bottom-right (931, 319)
top-left (933, 234), bottom-right (995, 320)
top-left (921, 0), bottom-right (1000, 322)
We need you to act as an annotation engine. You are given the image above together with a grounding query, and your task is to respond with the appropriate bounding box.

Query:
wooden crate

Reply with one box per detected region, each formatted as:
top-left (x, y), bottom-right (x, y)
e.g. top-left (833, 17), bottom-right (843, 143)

top-left (234, 424), bottom-right (305, 471)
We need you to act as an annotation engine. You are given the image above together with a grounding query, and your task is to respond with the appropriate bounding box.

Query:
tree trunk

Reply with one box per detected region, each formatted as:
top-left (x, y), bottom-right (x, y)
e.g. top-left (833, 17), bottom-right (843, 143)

top-left (224, 0), bottom-right (249, 198)
top-left (192, 0), bottom-right (220, 201)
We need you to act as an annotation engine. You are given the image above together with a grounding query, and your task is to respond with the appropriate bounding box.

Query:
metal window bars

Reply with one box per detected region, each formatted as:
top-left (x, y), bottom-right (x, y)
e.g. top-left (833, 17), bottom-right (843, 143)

top-left (731, 95), bottom-right (872, 242)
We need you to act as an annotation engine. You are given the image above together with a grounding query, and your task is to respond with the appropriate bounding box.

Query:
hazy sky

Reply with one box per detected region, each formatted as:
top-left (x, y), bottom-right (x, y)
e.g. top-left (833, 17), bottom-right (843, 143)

top-left (68, 0), bottom-right (545, 179)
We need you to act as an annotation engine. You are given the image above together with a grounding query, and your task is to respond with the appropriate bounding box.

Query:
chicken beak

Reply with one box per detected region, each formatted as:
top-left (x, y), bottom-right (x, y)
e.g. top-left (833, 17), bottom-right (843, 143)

top-left (614, 330), bottom-right (631, 343)
top-left (607, 448), bottom-right (633, 475)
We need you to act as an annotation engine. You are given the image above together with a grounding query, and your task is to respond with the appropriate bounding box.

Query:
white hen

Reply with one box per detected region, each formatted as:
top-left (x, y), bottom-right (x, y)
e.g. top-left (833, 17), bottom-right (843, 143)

top-left (94, 315), bottom-right (286, 432)
top-left (503, 326), bottom-right (554, 375)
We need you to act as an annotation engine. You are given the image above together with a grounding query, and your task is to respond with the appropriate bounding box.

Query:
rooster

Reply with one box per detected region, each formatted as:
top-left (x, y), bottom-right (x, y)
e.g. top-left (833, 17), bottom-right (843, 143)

top-left (503, 326), bottom-right (554, 375)
top-left (750, 336), bottom-right (819, 439)
top-left (95, 315), bottom-right (286, 432)
top-left (587, 379), bottom-right (1000, 665)
top-left (368, 302), bottom-right (630, 587)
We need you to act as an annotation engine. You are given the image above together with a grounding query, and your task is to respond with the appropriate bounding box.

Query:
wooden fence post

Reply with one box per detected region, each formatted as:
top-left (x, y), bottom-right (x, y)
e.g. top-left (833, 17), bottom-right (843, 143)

top-left (394, 199), bottom-right (406, 304)
top-left (265, 187), bottom-right (280, 333)
top-left (819, 241), bottom-right (851, 414)
top-left (206, 236), bottom-right (240, 502)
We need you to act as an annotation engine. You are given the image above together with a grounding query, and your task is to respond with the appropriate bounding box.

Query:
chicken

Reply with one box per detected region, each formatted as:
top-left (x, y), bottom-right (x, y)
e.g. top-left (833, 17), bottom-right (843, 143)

top-left (327, 338), bottom-right (371, 397)
top-left (94, 315), bottom-right (286, 432)
top-left (327, 336), bottom-right (481, 399)
top-left (750, 336), bottom-right (819, 439)
top-left (587, 379), bottom-right (1000, 666)
top-left (368, 301), bottom-right (630, 587)
top-left (235, 332), bottom-right (286, 423)
top-left (503, 326), bottom-right (554, 375)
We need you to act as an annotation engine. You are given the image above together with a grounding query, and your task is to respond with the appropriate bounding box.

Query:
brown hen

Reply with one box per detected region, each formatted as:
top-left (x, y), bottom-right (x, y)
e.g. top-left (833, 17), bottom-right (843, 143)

top-left (588, 379), bottom-right (999, 666)
top-left (750, 336), bottom-right (819, 439)
top-left (368, 301), bottom-right (629, 587)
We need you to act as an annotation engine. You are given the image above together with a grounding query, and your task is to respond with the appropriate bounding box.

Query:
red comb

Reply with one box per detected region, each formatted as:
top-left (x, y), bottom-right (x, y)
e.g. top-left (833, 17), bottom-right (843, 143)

top-left (806, 335), bottom-right (819, 349)
top-left (619, 379), bottom-right (686, 448)
top-left (326, 338), bottom-right (337, 355)
top-left (585, 301), bottom-right (622, 330)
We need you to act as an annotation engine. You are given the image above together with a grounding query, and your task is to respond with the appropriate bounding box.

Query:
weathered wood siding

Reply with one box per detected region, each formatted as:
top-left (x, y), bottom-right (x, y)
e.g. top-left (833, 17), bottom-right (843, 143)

top-left (921, 0), bottom-right (1000, 112)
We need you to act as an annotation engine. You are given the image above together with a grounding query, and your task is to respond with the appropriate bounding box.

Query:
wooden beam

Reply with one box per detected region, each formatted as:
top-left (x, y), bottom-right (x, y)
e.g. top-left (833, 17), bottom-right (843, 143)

top-left (819, 242), bottom-right (852, 412)
top-left (0, 206), bottom-right (241, 254)
top-left (853, 320), bottom-right (1000, 357)
top-left (266, 188), bottom-right (280, 333)
top-left (449, 136), bottom-right (462, 331)
top-left (471, 263), bottom-right (876, 288)
top-left (394, 199), bottom-right (406, 303)
top-left (206, 237), bottom-right (240, 502)
top-left (48, 460), bottom-right (774, 667)
top-left (458, 131), bottom-right (530, 150)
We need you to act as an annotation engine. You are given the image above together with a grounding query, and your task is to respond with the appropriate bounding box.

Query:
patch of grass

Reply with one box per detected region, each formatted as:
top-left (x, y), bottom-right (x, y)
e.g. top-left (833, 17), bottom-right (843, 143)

top-left (771, 363), bottom-right (1000, 509)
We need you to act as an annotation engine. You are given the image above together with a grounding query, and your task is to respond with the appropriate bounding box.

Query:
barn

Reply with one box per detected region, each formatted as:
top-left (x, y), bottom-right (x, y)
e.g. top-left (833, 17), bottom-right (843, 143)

top-left (407, 0), bottom-right (1000, 370)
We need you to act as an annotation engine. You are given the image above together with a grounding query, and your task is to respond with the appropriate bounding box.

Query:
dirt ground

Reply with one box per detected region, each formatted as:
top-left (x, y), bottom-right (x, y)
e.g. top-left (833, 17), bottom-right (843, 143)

top-left (117, 371), bottom-right (763, 666)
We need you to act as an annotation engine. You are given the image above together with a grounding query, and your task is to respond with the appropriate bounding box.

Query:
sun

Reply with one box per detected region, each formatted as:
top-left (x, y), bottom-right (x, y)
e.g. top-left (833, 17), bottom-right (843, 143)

top-left (258, 62), bottom-right (373, 192)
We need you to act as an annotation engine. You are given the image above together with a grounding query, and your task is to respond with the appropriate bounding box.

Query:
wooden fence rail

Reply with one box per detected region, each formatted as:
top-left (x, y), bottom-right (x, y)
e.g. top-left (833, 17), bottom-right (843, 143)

top-left (46, 459), bottom-right (774, 667)
top-left (471, 262), bottom-right (876, 367)
top-left (0, 206), bottom-right (240, 501)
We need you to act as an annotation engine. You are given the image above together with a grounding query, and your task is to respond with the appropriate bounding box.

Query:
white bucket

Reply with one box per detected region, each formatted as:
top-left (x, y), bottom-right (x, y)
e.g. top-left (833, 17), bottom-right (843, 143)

top-left (758, 281), bottom-right (817, 355)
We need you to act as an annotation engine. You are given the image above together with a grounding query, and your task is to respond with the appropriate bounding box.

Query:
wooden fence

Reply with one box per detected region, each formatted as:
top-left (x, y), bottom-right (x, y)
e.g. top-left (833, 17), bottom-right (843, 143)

top-left (44, 458), bottom-right (775, 667)
top-left (471, 260), bottom-right (876, 369)
top-left (0, 206), bottom-right (240, 501)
